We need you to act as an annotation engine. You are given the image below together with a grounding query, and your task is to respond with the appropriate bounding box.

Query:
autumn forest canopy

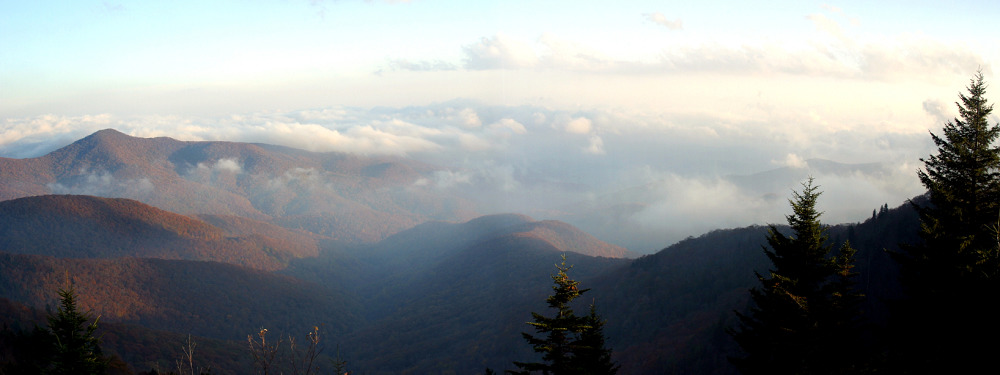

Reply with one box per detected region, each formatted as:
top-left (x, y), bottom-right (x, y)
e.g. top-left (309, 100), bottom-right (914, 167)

top-left (2, 73), bottom-right (1000, 374)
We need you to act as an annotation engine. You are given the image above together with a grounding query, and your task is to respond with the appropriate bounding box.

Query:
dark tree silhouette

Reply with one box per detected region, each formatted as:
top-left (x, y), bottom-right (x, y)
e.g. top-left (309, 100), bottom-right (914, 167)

top-left (46, 286), bottom-right (107, 375)
top-left (730, 179), bottom-right (863, 375)
top-left (509, 254), bottom-right (617, 375)
top-left (891, 72), bottom-right (1000, 373)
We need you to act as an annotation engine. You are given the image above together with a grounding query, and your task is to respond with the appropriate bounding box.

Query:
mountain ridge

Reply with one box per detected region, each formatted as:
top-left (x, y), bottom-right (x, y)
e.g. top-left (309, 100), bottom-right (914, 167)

top-left (0, 129), bottom-right (477, 243)
top-left (0, 194), bottom-right (319, 270)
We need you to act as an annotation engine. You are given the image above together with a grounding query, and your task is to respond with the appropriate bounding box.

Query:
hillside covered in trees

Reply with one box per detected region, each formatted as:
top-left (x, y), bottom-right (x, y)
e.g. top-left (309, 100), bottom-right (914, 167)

top-left (2, 74), bottom-right (999, 374)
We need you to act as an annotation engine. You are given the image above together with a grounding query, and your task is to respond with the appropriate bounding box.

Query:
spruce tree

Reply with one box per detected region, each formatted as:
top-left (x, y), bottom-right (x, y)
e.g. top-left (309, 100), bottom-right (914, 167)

top-left (509, 255), bottom-right (617, 375)
top-left (891, 72), bottom-right (1000, 372)
top-left (729, 179), bottom-right (862, 375)
top-left (572, 304), bottom-right (619, 375)
top-left (46, 286), bottom-right (107, 375)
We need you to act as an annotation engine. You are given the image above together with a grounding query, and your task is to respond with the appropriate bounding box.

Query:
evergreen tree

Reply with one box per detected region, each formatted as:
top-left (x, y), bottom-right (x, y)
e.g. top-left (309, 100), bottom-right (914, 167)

top-left (572, 304), bottom-right (619, 375)
top-left (509, 255), bottom-right (617, 375)
top-left (890, 72), bottom-right (1000, 372)
top-left (46, 286), bottom-right (107, 375)
top-left (729, 179), bottom-right (862, 375)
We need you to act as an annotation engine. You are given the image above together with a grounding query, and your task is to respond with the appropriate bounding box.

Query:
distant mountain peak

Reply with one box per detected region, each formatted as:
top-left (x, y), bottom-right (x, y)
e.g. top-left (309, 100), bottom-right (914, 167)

top-left (90, 128), bottom-right (129, 138)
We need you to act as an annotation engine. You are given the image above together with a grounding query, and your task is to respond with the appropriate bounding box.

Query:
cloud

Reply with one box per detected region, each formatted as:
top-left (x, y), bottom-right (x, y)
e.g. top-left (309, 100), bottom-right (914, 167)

top-left (414, 170), bottom-right (472, 189)
top-left (488, 118), bottom-right (527, 135)
top-left (102, 2), bottom-right (126, 12)
top-left (386, 58), bottom-right (458, 72)
top-left (564, 117), bottom-right (593, 134)
top-left (447, 107), bottom-right (482, 128)
top-left (644, 12), bottom-right (683, 30)
top-left (417, 11), bottom-right (987, 82)
top-left (264, 167), bottom-right (326, 191)
top-left (1, 102), bottom-right (932, 252)
top-left (0, 114), bottom-right (117, 158)
top-left (856, 38), bottom-right (988, 82)
top-left (806, 13), bottom-right (846, 41)
top-left (775, 153), bottom-right (809, 169)
top-left (462, 34), bottom-right (539, 70)
top-left (47, 168), bottom-right (154, 198)
top-left (922, 98), bottom-right (951, 124)
top-left (585, 135), bottom-right (605, 155)
top-left (536, 33), bottom-right (622, 72)
top-left (211, 158), bottom-right (243, 173)
top-left (626, 175), bottom-right (780, 242)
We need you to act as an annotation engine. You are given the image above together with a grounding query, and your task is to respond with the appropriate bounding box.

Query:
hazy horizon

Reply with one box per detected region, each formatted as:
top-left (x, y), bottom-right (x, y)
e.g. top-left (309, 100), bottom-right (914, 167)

top-left (3, 0), bottom-right (997, 251)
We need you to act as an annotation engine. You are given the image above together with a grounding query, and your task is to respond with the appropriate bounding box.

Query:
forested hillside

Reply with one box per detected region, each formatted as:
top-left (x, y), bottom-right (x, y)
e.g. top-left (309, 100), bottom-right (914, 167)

top-left (1, 73), bottom-right (997, 374)
top-left (0, 193), bottom-right (923, 374)
top-left (0, 129), bottom-right (477, 243)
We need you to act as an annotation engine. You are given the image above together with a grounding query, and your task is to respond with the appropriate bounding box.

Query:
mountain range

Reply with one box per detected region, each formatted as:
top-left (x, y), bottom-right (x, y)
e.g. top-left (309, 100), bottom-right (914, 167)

top-left (0, 129), bottom-right (920, 374)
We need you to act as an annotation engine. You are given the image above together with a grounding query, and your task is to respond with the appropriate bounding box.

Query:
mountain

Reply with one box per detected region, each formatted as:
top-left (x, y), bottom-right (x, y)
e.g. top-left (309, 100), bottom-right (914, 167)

top-left (589, 198), bottom-right (920, 374)
top-left (370, 213), bottom-right (634, 261)
top-left (551, 158), bottom-right (901, 252)
top-left (0, 253), bottom-right (359, 346)
top-left (332, 217), bottom-right (632, 374)
top-left (0, 297), bottom-right (251, 374)
top-left (0, 195), bottom-right (319, 270)
top-left (0, 194), bottom-right (921, 374)
top-left (0, 129), bottom-right (477, 243)
top-left (0, 129), bottom-right (927, 374)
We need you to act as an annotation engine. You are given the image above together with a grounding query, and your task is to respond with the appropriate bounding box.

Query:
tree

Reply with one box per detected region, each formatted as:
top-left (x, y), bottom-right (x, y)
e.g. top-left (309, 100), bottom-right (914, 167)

top-left (890, 72), bottom-right (1000, 373)
top-left (571, 304), bottom-right (619, 375)
top-left (729, 178), bottom-right (863, 375)
top-left (509, 254), bottom-right (617, 375)
top-left (46, 286), bottom-right (107, 375)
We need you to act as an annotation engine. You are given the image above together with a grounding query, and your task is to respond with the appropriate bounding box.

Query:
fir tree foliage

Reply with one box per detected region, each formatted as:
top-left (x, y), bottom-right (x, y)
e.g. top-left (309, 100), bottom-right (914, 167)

top-left (729, 178), bottom-right (863, 375)
top-left (509, 254), bottom-right (617, 375)
top-left (46, 286), bottom-right (107, 375)
top-left (572, 304), bottom-right (619, 375)
top-left (891, 72), bottom-right (1000, 373)
top-left (910, 71), bottom-right (1000, 282)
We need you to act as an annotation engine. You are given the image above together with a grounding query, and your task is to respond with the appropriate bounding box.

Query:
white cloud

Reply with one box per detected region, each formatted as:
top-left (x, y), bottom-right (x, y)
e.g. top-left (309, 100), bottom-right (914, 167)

top-left (462, 34), bottom-right (539, 70)
top-left (421, 170), bottom-right (473, 189)
top-left (564, 117), bottom-right (593, 134)
top-left (922, 98), bottom-right (951, 124)
top-left (775, 153), bottom-right (809, 169)
top-left (212, 158), bottom-right (243, 173)
top-left (428, 14), bottom-right (986, 84)
top-left (386, 58), bottom-right (458, 72)
top-left (264, 167), bottom-right (325, 191)
top-left (585, 135), bottom-right (605, 155)
top-left (488, 118), bottom-right (527, 135)
top-left (0, 114), bottom-right (117, 158)
top-left (644, 12), bottom-right (682, 30)
top-left (458, 133), bottom-right (491, 151)
top-left (537, 33), bottom-right (620, 72)
top-left (450, 107), bottom-right (482, 128)
top-left (1, 102), bottom-right (932, 252)
top-left (806, 13), bottom-right (846, 41)
top-left (47, 168), bottom-right (154, 197)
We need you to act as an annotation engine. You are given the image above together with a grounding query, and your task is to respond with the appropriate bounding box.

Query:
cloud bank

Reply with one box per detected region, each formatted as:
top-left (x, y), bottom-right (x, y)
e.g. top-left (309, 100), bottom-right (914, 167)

top-left (0, 100), bottom-right (936, 252)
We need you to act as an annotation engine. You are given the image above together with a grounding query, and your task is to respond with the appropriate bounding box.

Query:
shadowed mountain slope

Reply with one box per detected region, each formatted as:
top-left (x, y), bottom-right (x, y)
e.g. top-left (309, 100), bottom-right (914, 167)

top-left (341, 225), bottom-right (631, 374)
top-left (0, 253), bottom-right (358, 344)
top-left (0, 297), bottom-right (252, 375)
top-left (588, 198), bottom-right (920, 374)
top-left (0, 195), bottom-right (319, 270)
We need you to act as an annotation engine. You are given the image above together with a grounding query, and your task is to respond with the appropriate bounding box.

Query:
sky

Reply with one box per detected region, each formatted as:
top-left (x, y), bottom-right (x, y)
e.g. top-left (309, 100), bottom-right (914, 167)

top-left (2, 0), bottom-right (998, 251)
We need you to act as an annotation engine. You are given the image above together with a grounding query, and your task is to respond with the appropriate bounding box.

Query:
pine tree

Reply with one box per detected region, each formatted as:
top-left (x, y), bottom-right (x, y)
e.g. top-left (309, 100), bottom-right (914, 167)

top-left (729, 178), bottom-right (862, 375)
top-left (46, 286), bottom-right (107, 375)
top-left (890, 72), bottom-right (1000, 372)
top-left (509, 254), bottom-right (617, 375)
top-left (572, 304), bottom-right (619, 375)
